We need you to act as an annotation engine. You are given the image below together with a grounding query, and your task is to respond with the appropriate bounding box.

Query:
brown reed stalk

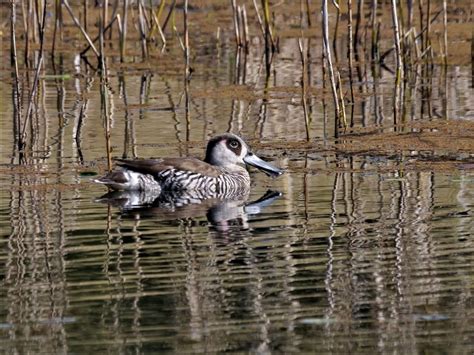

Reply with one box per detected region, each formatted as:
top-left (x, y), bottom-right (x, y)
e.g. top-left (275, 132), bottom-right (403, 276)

top-left (21, 0), bottom-right (47, 152)
top-left (390, 0), bottom-right (403, 125)
top-left (150, 11), bottom-right (167, 49)
top-left (442, 0), bottom-right (447, 66)
top-left (306, 0), bottom-right (312, 27)
top-left (407, 0), bottom-right (413, 29)
top-left (347, 0), bottom-right (355, 126)
top-left (52, 0), bottom-right (61, 57)
top-left (63, 0), bottom-right (99, 57)
top-left (10, 0), bottom-right (22, 155)
top-left (183, 0), bottom-right (190, 142)
top-left (332, 0), bottom-right (340, 63)
top-left (241, 5), bottom-right (249, 50)
top-left (261, 0), bottom-right (276, 74)
top-left (252, 0), bottom-right (265, 39)
top-left (80, 14), bottom-right (118, 56)
top-left (161, 0), bottom-right (177, 33)
top-left (20, 0), bottom-right (29, 66)
top-left (120, 0), bottom-right (128, 62)
top-left (231, 0), bottom-right (241, 47)
top-left (370, 0), bottom-right (378, 62)
top-left (32, 0), bottom-right (38, 44)
top-left (184, 0), bottom-right (190, 80)
top-left (148, 0), bottom-right (166, 41)
top-left (322, 0), bottom-right (340, 136)
top-left (99, 0), bottom-right (106, 70)
top-left (100, 80), bottom-right (113, 172)
top-left (298, 38), bottom-right (310, 141)
top-left (83, 0), bottom-right (88, 32)
top-left (425, 0), bottom-right (431, 54)
top-left (380, 8), bottom-right (442, 64)
top-left (261, 0), bottom-right (275, 50)
top-left (138, 0), bottom-right (149, 59)
top-left (353, 0), bottom-right (364, 55)
top-left (336, 72), bottom-right (347, 129)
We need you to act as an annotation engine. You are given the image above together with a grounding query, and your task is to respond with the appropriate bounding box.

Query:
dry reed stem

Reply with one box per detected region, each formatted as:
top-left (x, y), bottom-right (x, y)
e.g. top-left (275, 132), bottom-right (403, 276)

top-left (63, 0), bottom-right (99, 57)
top-left (252, 0), bottom-right (265, 38)
top-left (231, 0), bottom-right (241, 47)
top-left (390, 0), bottom-right (403, 125)
top-left (347, 0), bottom-right (355, 126)
top-left (81, 14), bottom-right (118, 56)
top-left (322, 0), bottom-right (340, 136)
top-left (120, 0), bottom-right (128, 62)
top-left (442, 0), bottom-right (448, 65)
top-left (298, 38), bottom-right (310, 141)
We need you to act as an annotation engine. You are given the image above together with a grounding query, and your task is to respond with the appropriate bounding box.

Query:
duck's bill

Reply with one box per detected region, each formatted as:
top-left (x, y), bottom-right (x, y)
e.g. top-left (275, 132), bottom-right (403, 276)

top-left (244, 153), bottom-right (284, 177)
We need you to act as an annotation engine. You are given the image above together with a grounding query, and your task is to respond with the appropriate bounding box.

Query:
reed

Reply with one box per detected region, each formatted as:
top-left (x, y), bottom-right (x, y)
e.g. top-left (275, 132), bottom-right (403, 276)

top-left (83, 0), bottom-right (88, 32)
top-left (261, 0), bottom-right (276, 73)
top-left (184, 0), bottom-right (190, 142)
top-left (298, 38), bottom-right (310, 141)
top-left (442, 0), bottom-right (448, 66)
top-left (63, 0), bottom-right (99, 58)
top-left (10, 0), bottom-right (22, 160)
top-left (321, 0), bottom-right (340, 137)
top-left (332, 0), bottom-right (340, 63)
top-left (184, 0), bottom-right (190, 80)
top-left (370, 0), bottom-right (378, 63)
top-left (138, 0), bottom-right (149, 59)
top-left (21, 0), bottom-right (47, 155)
top-left (252, 0), bottom-right (265, 39)
top-left (231, 0), bottom-right (241, 47)
top-left (241, 5), bottom-right (249, 50)
top-left (80, 14), bottom-right (118, 56)
top-left (353, 0), bottom-right (364, 57)
top-left (390, 0), bottom-right (403, 125)
top-left (20, 0), bottom-right (29, 66)
top-left (347, 0), bottom-right (355, 127)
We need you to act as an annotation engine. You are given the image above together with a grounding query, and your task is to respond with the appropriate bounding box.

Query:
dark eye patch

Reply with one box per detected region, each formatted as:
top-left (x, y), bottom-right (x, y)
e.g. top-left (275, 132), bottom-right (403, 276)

top-left (226, 139), bottom-right (242, 155)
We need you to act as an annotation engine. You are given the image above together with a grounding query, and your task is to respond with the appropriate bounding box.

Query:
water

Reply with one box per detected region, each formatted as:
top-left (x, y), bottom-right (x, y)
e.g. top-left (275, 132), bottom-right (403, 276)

top-left (1, 11), bottom-right (474, 354)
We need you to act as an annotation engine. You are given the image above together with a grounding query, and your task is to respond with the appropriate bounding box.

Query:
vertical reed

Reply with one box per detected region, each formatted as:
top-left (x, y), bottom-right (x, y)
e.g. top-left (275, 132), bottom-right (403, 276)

top-left (390, 0), bottom-right (403, 125)
top-left (347, 0), bottom-right (355, 127)
top-left (353, 0), bottom-right (364, 56)
top-left (120, 0), bottom-right (128, 62)
top-left (298, 38), bottom-right (310, 141)
top-left (261, 0), bottom-right (276, 73)
top-left (322, 0), bottom-right (340, 137)
top-left (10, 0), bottom-right (22, 159)
top-left (332, 1), bottom-right (340, 63)
top-left (442, 0), bottom-right (447, 66)
top-left (184, 0), bottom-right (190, 142)
top-left (231, 0), bottom-right (241, 47)
top-left (63, 0), bottom-right (99, 57)
top-left (83, 0), bottom-right (88, 32)
top-left (138, 0), bottom-right (148, 59)
top-left (22, 0), bottom-right (47, 155)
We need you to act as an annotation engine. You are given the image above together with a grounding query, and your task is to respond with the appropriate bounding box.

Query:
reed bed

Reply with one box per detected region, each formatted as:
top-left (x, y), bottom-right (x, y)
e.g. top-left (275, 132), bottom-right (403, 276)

top-left (4, 0), bottom-right (465, 163)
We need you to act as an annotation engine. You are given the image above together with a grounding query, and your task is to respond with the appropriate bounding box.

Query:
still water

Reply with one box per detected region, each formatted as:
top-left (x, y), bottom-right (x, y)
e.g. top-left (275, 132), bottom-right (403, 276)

top-left (1, 34), bottom-right (473, 354)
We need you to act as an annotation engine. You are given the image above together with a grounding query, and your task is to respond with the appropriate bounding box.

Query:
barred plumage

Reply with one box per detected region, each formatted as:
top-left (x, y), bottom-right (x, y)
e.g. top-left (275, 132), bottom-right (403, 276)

top-left (94, 133), bottom-right (283, 195)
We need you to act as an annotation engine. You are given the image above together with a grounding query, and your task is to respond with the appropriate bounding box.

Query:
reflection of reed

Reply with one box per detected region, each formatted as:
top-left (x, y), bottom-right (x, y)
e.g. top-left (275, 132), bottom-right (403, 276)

top-left (5, 176), bottom-right (69, 353)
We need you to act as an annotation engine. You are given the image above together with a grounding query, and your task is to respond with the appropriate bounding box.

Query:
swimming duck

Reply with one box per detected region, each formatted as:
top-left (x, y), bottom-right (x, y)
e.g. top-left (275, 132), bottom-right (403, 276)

top-left (94, 133), bottom-right (283, 193)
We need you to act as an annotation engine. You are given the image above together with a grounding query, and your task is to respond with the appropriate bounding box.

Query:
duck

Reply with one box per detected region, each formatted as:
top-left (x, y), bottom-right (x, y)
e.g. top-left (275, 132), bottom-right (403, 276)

top-left (94, 133), bottom-right (283, 194)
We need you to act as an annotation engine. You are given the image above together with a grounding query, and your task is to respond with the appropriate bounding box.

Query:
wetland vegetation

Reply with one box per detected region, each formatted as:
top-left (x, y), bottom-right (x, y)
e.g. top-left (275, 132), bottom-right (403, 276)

top-left (0, 0), bottom-right (473, 353)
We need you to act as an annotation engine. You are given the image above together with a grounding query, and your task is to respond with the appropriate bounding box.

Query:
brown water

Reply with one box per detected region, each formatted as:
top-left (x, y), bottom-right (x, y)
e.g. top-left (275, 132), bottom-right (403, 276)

top-left (1, 3), bottom-right (474, 353)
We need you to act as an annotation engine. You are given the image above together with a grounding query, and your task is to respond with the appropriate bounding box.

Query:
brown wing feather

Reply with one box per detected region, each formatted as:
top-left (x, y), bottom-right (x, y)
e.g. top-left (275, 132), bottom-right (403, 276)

top-left (115, 157), bottom-right (222, 177)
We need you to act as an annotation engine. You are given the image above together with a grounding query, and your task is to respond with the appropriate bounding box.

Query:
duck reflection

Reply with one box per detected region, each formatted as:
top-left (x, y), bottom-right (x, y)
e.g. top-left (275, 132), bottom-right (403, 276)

top-left (96, 189), bottom-right (282, 232)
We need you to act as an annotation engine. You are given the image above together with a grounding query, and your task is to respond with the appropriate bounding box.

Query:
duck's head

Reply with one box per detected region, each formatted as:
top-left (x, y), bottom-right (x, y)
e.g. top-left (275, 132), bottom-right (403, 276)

top-left (204, 133), bottom-right (284, 177)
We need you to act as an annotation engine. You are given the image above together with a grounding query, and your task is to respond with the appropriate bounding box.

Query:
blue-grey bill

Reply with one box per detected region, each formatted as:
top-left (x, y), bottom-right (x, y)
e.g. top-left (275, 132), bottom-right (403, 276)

top-left (244, 153), bottom-right (284, 177)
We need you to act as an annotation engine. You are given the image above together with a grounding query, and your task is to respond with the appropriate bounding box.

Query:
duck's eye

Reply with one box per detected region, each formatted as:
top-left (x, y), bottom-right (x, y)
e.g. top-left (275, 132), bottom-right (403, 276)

top-left (229, 140), bottom-right (239, 149)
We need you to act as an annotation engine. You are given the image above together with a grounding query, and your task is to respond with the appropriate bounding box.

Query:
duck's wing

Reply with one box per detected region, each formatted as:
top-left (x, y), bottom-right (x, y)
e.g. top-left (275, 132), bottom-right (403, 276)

top-left (115, 157), bottom-right (221, 177)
